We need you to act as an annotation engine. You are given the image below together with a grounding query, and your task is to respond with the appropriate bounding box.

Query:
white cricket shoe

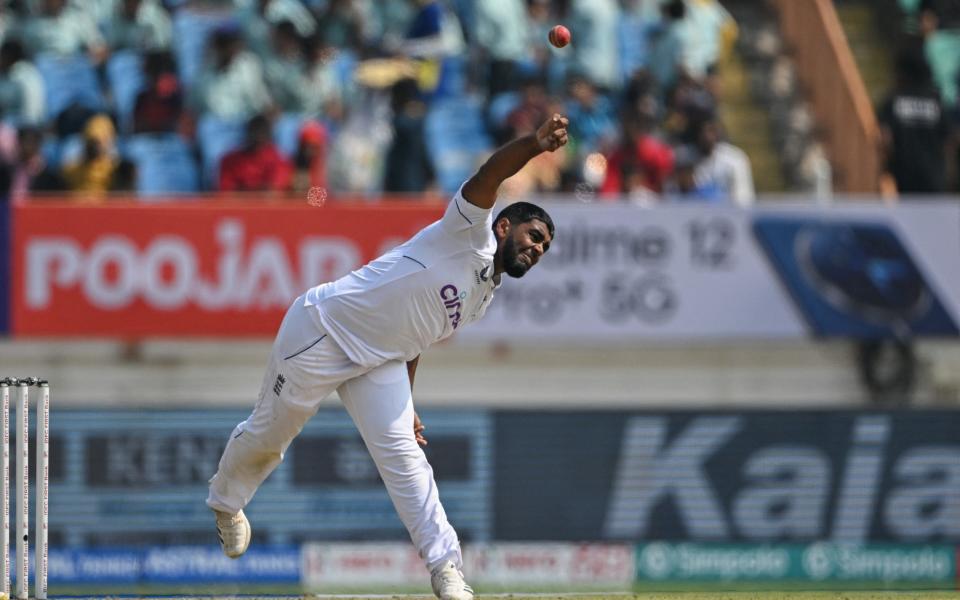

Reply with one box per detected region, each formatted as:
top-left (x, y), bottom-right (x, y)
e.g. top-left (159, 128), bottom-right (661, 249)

top-left (214, 509), bottom-right (251, 558)
top-left (430, 560), bottom-right (474, 600)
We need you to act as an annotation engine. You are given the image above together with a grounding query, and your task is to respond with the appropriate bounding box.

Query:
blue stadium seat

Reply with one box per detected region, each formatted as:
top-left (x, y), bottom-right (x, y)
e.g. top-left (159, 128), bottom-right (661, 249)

top-left (41, 133), bottom-right (87, 168)
top-left (172, 10), bottom-right (235, 90)
top-left (433, 56), bottom-right (468, 100)
top-left (34, 53), bottom-right (104, 120)
top-left (331, 50), bottom-right (359, 90)
top-left (125, 133), bottom-right (200, 196)
top-left (106, 51), bottom-right (146, 133)
top-left (449, 0), bottom-right (475, 34)
top-left (425, 96), bottom-right (492, 193)
top-left (486, 92), bottom-right (521, 130)
top-left (273, 112), bottom-right (305, 159)
top-left (196, 113), bottom-right (246, 189)
top-left (57, 134), bottom-right (86, 167)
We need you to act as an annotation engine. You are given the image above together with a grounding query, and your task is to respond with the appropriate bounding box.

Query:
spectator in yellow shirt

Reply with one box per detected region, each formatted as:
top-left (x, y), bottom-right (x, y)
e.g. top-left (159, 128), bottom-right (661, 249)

top-left (62, 114), bottom-right (120, 200)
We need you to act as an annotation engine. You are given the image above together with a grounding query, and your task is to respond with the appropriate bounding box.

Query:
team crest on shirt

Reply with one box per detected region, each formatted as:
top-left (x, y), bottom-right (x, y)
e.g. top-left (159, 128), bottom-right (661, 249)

top-left (474, 264), bottom-right (492, 284)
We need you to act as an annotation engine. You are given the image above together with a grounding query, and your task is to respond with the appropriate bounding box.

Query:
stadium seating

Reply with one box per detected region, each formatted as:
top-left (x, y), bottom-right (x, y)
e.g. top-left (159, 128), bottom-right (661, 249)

top-left (34, 53), bottom-right (104, 120)
top-left (329, 49), bottom-right (359, 93)
top-left (125, 133), bottom-right (200, 196)
top-left (433, 56), bottom-right (468, 99)
top-left (172, 9), bottom-right (235, 89)
top-left (486, 92), bottom-right (521, 130)
top-left (106, 51), bottom-right (146, 133)
top-left (273, 112), bottom-right (306, 159)
top-left (425, 96), bottom-right (492, 194)
top-left (196, 113), bottom-right (246, 189)
top-left (55, 133), bottom-right (86, 167)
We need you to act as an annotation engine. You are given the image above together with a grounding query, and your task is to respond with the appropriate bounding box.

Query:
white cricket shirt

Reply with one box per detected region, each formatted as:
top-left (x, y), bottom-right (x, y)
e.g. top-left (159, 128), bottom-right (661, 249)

top-left (304, 188), bottom-right (499, 367)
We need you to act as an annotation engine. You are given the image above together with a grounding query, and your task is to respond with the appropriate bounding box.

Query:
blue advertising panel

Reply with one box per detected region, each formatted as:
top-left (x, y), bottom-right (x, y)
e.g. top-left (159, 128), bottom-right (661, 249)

top-left (41, 546), bottom-right (300, 584)
top-left (50, 408), bottom-right (492, 547)
top-left (36, 407), bottom-right (960, 565)
top-left (494, 410), bottom-right (960, 544)
top-left (752, 216), bottom-right (959, 337)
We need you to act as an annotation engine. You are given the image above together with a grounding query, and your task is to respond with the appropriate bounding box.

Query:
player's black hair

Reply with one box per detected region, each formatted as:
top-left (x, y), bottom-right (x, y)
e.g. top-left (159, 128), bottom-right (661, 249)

top-left (493, 202), bottom-right (555, 239)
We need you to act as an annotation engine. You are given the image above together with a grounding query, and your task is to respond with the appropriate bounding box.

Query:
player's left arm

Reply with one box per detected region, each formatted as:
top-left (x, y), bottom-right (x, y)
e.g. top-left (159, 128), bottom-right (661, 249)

top-left (407, 356), bottom-right (427, 447)
top-left (461, 114), bottom-right (569, 210)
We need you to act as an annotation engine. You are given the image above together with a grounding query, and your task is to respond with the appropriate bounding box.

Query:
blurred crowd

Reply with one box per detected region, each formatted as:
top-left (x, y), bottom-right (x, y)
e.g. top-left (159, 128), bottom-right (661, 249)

top-left (879, 0), bottom-right (960, 195)
top-left (0, 0), bottom-right (754, 205)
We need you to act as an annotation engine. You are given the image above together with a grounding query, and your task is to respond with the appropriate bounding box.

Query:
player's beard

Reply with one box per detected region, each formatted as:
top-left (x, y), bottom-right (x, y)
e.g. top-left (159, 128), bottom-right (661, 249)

top-left (502, 234), bottom-right (530, 278)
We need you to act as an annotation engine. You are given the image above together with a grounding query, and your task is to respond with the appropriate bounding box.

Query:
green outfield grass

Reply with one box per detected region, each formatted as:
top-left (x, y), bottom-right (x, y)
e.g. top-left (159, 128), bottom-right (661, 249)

top-left (52, 593), bottom-right (960, 600)
top-left (544, 594), bottom-right (960, 600)
top-left (320, 595), bottom-right (960, 600)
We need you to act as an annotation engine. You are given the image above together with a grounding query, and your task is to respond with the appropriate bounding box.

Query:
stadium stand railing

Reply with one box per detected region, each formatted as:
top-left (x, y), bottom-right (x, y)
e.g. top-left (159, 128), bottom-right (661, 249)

top-left (774, 0), bottom-right (885, 194)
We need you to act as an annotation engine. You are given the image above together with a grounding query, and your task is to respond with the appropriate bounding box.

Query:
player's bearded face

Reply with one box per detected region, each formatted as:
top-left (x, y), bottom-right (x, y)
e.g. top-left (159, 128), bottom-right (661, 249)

top-left (502, 233), bottom-right (531, 278)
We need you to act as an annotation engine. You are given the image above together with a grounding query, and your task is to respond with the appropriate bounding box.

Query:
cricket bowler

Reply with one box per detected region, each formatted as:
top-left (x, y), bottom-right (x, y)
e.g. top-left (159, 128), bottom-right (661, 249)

top-left (207, 114), bottom-right (569, 599)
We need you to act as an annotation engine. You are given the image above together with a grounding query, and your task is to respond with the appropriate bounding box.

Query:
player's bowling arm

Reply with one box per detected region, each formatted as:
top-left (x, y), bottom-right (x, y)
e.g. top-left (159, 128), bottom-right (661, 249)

top-left (462, 114), bottom-right (569, 210)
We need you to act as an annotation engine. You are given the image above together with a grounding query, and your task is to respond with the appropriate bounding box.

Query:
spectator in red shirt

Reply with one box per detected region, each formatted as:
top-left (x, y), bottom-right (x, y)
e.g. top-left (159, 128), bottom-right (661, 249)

top-left (218, 113), bottom-right (293, 193)
top-left (601, 113), bottom-right (674, 198)
top-left (133, 50), bottom-right (183, 134)
top-left (292, 119), bottom-right (328, 195)
top-left (501, 75), bottom-right (551, 143)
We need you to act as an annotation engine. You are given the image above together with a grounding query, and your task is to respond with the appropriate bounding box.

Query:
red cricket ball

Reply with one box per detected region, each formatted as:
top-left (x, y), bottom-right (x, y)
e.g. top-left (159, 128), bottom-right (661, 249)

top-left (548, 25), bottom-right (571, 49)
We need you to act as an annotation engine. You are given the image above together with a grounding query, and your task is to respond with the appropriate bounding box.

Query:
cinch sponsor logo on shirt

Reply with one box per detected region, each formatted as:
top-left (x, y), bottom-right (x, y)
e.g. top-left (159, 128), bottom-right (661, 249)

top-left (440, 284), bottom-right (467, 329)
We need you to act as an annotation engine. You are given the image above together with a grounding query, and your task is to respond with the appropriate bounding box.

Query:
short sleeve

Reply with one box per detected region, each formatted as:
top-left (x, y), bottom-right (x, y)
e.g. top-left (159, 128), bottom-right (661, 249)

top-left (439, 184), bottom-right (495, 250)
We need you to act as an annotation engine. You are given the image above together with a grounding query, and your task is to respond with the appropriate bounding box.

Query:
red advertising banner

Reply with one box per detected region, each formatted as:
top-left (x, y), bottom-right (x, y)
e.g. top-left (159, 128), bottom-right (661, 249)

top-left (12, 201), bottom-right (444, 336)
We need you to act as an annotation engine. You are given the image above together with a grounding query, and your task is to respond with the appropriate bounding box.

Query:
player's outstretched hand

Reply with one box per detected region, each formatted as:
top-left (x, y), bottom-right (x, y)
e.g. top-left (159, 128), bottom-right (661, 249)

top-left (414, 411), bottom-right (428, 447)
top-left (536, 114), bottom-right (569, 152)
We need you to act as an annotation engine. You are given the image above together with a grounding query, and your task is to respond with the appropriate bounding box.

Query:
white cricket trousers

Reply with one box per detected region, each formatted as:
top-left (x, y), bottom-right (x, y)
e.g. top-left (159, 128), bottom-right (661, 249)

top-left (206, 296), bottom-right (462, 572)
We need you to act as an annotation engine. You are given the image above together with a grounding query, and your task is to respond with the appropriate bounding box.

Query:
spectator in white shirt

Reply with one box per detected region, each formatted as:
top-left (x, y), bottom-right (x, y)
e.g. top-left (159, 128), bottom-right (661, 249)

top-left (102, 0), bottom-right (173, 53)
top-left (22, 0), bottom-right (108, 63)
top-left (192, 26), bottom-right (274, 120)
top-left (0, 39), bottom-right (44, 125)
top-left (689, 114), bottom-right (755, 206)
top-left (568, 0), bottom-right (620, 90)
top-left (263, 20), bottom-right (307, 112)
top-left (236, 0), bottom-right (316, 57)
top-left (678, 0), bottom-right (737, 80)
top-left (475, 0), bottom-right (529, 96)
top-left (302, 31), bottom-right (347, 123)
